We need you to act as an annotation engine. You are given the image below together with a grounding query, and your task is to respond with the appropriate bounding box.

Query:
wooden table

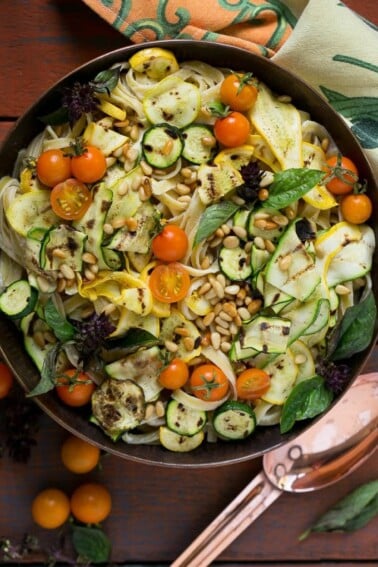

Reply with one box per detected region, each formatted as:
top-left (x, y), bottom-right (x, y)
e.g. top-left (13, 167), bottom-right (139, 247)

top-left (0, 1), bottom-right (377, 565)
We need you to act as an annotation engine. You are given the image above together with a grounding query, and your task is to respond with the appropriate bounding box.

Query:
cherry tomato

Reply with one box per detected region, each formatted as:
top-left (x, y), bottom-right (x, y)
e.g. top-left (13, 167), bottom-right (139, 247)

top-left (220, 73), bottom-right (258, 112)
top-left (61, 434), bottom-right (101, 474)
top-left (70, 482), bottom-right (112, 524)
top-left (236, 368), bottom-right (270, 400)
top-left (36, 149), bottom-right (72, 187)
top-left (189, 364), bottom-right (229, 401)
top-left (324, 155), bottom-right (358, 195)
top-left (151, 224), bottom-right (189, 262)
top-left (31, 488), bottom-right (70, 529)
top-left (340, 193), bottom-right (373, 224)
top-left (149, 263), bottom-right (190, 304)
top-left (71, 145), bottom-right (107, 184)
top-left (159, 358), bottom-right (189, 390)
top-left (0, 362), bottom-right (14, 398)
top-left (213, 111), bottom-right (251, 147)
top-left (55, 369), bottom-right (95, 407)
top-left (50, 177), bottom-right (92, 220)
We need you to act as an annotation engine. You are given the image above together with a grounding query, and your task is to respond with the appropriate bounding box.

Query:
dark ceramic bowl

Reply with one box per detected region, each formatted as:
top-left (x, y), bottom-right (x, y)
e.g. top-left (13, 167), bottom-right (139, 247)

top-left (0, 40), bottom-right (377, 467)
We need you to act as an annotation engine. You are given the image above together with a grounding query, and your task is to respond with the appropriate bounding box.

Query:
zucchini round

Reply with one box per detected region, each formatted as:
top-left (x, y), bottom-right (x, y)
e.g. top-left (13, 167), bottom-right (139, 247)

top-left (213, 400), bottom-right (256, 440)
top-left (159, 426), bottom-right (205, 452)
top-left (142, 123), bottom-right (183, 169)
top-left (181, 124), bottom-right (217, 164)
top-left (0, 280), bottom-right (38, 319)
top-left (219, 246), bottom-right (252, 281)
top-left (166, 399), bottom-right (206, 436)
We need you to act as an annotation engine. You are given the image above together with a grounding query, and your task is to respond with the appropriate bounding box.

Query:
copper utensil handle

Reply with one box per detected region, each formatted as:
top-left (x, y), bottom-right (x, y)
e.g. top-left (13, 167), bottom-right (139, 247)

top-left (171, 472), bottom-right (281, 567)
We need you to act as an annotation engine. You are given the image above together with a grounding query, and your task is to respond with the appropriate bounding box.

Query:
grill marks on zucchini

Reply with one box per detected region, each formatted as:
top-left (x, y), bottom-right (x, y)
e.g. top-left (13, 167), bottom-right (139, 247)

top-left (142, 124), bottom-right (184, 169)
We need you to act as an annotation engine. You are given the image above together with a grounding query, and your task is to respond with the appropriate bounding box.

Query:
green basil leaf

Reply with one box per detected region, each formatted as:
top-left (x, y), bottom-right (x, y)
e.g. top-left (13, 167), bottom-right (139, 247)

top-left (280, 375), bottom-right (333, 434)
top-left (264, 168), bottom-right (324, 209)
top-left (26, 343), bottom-right (61, 397)
top-left (72, 526), bottom-right (112, 564)
top-left (329, 291), bottom-right (377, 361)
top-left (299, 480), bottom-right (378, 540)
top-left (194, 201), bottom-right (240, 246)
top-left (90, 66), bottom-right (121, 94)
top-left (39, 106), bottom-right (70, 126)
top-left (104, 327), bottom-right (160, 354)
top-left (44, 299), bottom-right (76, 343)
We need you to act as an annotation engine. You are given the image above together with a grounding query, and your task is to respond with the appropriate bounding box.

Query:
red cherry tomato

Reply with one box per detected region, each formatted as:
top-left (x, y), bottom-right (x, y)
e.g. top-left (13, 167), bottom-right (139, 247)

top-left (55, 369), bottom-right (95, 407)
top-left (189, 364), bottom-right (229, 401)
top-left (324, 155), bottom-right (358, 195)
top-left (50, 177), bottom-right (92, 220)
top-left (151, 224), bottom-right (189, 262)
top-left (213, 112), bottom-right (251, 147)
top-left (149, 263), bottom-right (190, 304)
top-left (71, 145), bottom-right (107, 184)
top-left (36, 149), bottom-right (72, 187)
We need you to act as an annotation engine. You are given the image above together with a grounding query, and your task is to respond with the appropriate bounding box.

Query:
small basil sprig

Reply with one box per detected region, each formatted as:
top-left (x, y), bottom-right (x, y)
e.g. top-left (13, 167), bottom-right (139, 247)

top-left (104, 327), bottom-right (160, 354)
top-left (44, 299), bottom-right (76, 342)
top-left (27, 343), bottom-right (62, 397)
top-left (72, 525), bottom-right (112, 564)
top-left (89, 66), bottom-right (121, 94)
top-left (299, 480), bottom-right (378, 540)
top-left (264, 168), bottom-right (324, 209)
top-left (327, 291), bottom-right (377, 361)
top-left (194, 201), bottom-right (240, 246)
top-left (280, 375), bottom-right (333, 434)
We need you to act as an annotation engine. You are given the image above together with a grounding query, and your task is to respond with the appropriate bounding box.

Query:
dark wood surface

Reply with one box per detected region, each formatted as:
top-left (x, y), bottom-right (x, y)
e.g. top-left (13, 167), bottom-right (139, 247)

top-left (0, 1), bottom-right (377, 565)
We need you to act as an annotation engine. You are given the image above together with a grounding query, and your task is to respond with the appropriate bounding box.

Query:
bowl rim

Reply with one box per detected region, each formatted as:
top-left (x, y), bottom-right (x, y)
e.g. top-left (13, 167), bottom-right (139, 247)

top-left (1, 39), bottom-right (377, 468)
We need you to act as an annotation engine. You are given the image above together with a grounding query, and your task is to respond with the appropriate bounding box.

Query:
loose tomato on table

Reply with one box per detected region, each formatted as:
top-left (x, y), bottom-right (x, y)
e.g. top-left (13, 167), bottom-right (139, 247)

top-left (31, 488), bottom-right (71, 529)
top-left (61, 434), bottom-right (101, 474)
top-left (0, 362), bottom-right (14, 398)
top-left (50, 177), bottom-right (92, 220)
top-left (55, 369), bottom-right (96, 407)
top-left (340, 192), bottom-right (373, 224)
top-left (324, 155), bottom-right (358, 195)
top-left (159, 358), bottom-right (189, 390)
top-left (189, 364), bottom-right (229, 401)
top-left (36, 148), bottom-right (72, 187)
top-left (149, 262), bottom-right (190, 304)
top-left (70, 482), bottom-right (112, 524)
top-left (236, 368), bottom-right (270, 400)
top-left (71, 145), bottom-right (107, 184)
top-left (151, 224), bottom-right (189, 262)
top-left (213, 111), bottom-right (251, 148)
top-left (220, 73), bottom-right (258, 112)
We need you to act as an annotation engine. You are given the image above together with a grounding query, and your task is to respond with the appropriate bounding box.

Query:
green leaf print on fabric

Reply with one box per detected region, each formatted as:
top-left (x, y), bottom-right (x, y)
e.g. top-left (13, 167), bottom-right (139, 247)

top-left (351, 119), bottom-right (378, 150)
top-left (119, 0), bottom-right (191, 40)
top-left (100, 0), bottom-right (132, 30)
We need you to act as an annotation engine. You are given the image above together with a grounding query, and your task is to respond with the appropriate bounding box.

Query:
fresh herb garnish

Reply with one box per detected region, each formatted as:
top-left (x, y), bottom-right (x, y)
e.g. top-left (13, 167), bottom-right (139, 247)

top-left (194, 200), bottom-right (240, 246)
top-left (264, 168), bottom-right (324, 209)
top-left (299, 480), bottom-right (378, 540)
top-left (44, 299), bottom-right (76, 342)
top-left (72, 312), bottom-right (116, 361)
top-left (72, 525), bottom-right (112, 564)
top-left (236, 160), bottom-right (264, 203)
top-left (316, 358), bottom-right (351, 395)
top-left (62, 81), bottom-right (98, 123)
top-left (104, 327), bottom-right (159, 355)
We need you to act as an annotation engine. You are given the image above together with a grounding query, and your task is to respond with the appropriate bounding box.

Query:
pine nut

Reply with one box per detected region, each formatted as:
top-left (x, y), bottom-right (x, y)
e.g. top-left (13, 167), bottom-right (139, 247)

top-left (200, 257), bottom-right (211, 270)
top-left (223, 302), bottom-right (238, 318)
top-left (259, 171), bottom-right (274, 187)
top-left (129, 124), bottom-right (140, 141)
top-left (254, 237), bottom-right (266, 250)
top-left (60, 264), bottom-right (75, 280)
top-left (238, 307), bottom-right (251, 320)
top-left (232, 226), bottom-right (247, 240)
top-left (254, 218), bottom-right (268, 229)
top-left (203, 312), bottom-right (215, 326)
top-left (294, 354), bottom-right (307, 365)
top-left (211, 331), bottom-right (221, 350)
top-left (216, 227), bottom-right (225, 238)
top-left (56, 278), bottom-right (66, 293)
top-left (248, 298), bottom-right (263, 315)
top-left (215, 316), bottom-right (229, 329)
top-left (335, 284), bottom-right (351, 295)
top-left (258, 189), bottom-right (270, 201)
top-left (174, 327), bottom-right (190, 337)
top-left (201, 335), bottom-right (211, 347)
top-left (126, 147), bottom-right (139, 162)
top-left (272, 214), bottom-right (289, 227)
top-left (84, 269), bottom-right (96, 281)
top-left (214, 303), bottom-right (222, 315)
top-left (162, 139), bottom-right (174, 156)
top-left (223, 235), bottom-right (240, 249)
top-left (221, 224), bottom-right (231, 235)
top-left (202, 135), bottom-right (216, 147)
top-left (213, 280), bottom-right (225, 299)
top-left (195, 317), bottom-right (206, 331)
top-left (52, 248), bottom-right (67, 259)
top-left (199, 282), bottom-right (211, 296)
top-left (177, 195), bottom-right (191, 204)
top-left (216, 325), bottom-right (230, 336)
top-left (117, 180), bottom-right (129, 196)
top-left (183, 337), bottom-right (195, 351)
top-left (205, 288), bottom-right (218, 301)
top-left (112, 217), bottom-right (126, 229)
top-left (216, 273), bottom-right (227, 287)
top-left (145, 403), bottom-right (155, 420)
top-left (209, 236), bottom-right (223, 248)
top-left (221, 342), bottom-right (232, 353)
top-left (264, 240), bottom-right (276, 253)
top-left (103, 223), bottom-right (114, 235)
top-left (285, 207), bottom-right (296, 220)
top-left (181, 167), bottom-right (193, 178)
top-left (225, 284), bottom-right (240, 295)
top-left (36, 276), bottom-right (52, 293)
top-left (231, 196), bottom-right (245, 206)
top-left (165, 340), bottom-right (178, 352)
top-left (237, 288), bottom-right (247, 300)
top-left (155, 401), bottom-right (165, 418)
top-left (279, 254), bottom-right (292, 271)
top-left (125, 217), bottom-right (138, 232)
top-left (176, 183), bottom-right (191, 195)
top-left (218, 310), bottom-right (232, 322)
top-left (82, 252), bottom-right (97, 264)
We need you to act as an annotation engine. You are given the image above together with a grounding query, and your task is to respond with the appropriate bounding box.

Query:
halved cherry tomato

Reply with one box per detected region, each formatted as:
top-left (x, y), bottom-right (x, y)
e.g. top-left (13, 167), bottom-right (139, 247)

top-left (159, 358), bottom-right (189, 390)
top-left (149, 263), bottom-right (190, 304)
top-left (214, 111), bottom-right (251, 147)
top-left (71, 145), bottom-right (107, 184)
top-left (0, 362), bottom-right (14, 399)
top-left (189, 364), bottom-right (229, 401)
top-left (236, 368), bottom-right (270, 400)
top-left (340, 192), bottom-right (372, 224)
top-left (152, 224), bottom-right (189, 262)
top-left (50, 177), bottom-right (92, 220)
top-left (55, 369), bottom-right (95, 407)
top-left (36, 149), bottom-right (72, 187)
top-left (220, 73), bottom-right (258, 112)
top-left (324, 155), bottom-right (358, 195)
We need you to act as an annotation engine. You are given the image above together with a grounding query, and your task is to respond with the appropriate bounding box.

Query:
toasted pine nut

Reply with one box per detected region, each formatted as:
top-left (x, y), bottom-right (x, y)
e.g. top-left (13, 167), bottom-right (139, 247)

top-left (279, 254), bottom-right (292, 271)
top-left (52, 248), bottom-right (67, 259)
top-left (335, 284), bottom-right (351, 295)
top-left (221, 224), bottom-right (231, 235)
top-left (232, 226), bottom-right (247, 240)
top-left (203, 312), bottom-right (215, 326)
top-left (248, 298), bottom-right (262, 315)
top-left (223, 302), bottom-right (238, 318)
top-left (165, 340), bottom-right (178, 352)
top-left (215, 325), bottom-right (230, 336)
top-left (211, 332), bottom-right (221, 349)
top-left (84, 269), bottom-right (96, 281)
top-left (254, 236), bottom-right (266, 250)
top-left (103, 223), bottom-right (114, 235)
top-left (200, 257), bottom-right (211, 270)
top-left (176, 183), bottom-right (191, 195)
top-left (175, 327), bottom-right (190, 337)
top-left (272, 214), bottom-right (289, 227)
top-left (155, 401), bottom-right (165, 418)
top-left (238, 307), bottom-right (251, 320)
top-left (60, 264), bottom-right (75, 280)
top-left (145, 403), bottom-right (155, 420)
top-left (221, 342), bottom-right (232, 353)
top-left (129, 124), bottom-right (140, 141)
top-left (117, 180), bottom-right (129, 196)
top-left (112, 217), bottom-right (126, 229)
top-left (82, 252), bottom-right (97, 264)
top-left (223, 235), bottom-right (240, 249)
top-left (218, 310), bottom-right (233, 322)
top-left (202, 135), bottom-right (216, 147)
top-left (225, 284), bottom-right (240, 295)
top-left (264, 240), bottom-right (276, 253)
top-left (125, 217), bottom-right (138, 232)
top-left (183, 337), bottom-right (195, 351)
top-left (162, 139), bottom-right (174, 155)
top-left (213, 280), bottom-right (225, 299)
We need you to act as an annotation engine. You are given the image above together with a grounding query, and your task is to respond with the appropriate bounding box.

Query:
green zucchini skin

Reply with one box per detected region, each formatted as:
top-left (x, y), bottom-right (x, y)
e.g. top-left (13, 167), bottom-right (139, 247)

top-left (166, 399), bottom-right (206, 436)
top-left (181, 124), bottom-right (217, 164)
top-left (0, 280), bottom-right (38, 319)
top-left (141, 123), bottom-right (184, 169)
top-left (213, 400), bottom-right (256, 440)
top-left (218, 246), bottom-right (253, 281)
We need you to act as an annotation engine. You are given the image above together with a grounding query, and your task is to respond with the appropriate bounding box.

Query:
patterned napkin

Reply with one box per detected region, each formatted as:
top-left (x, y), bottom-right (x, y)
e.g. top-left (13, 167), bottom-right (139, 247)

top-left (82, 0), bottom-right (378, 174)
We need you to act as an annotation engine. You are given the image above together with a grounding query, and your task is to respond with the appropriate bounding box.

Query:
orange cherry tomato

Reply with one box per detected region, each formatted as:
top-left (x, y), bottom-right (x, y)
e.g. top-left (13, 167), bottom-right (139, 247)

top-left (324, 155), bottom-right (358, 195)
top-left (151, 224), bottom-right (189, 262)
top-left (36, 149), bottom-right (72, 187)
top-left (31, 488), bottom-right (71, 529)
top-left (55, 369), bottom-right (96, 407)
top-left (189, 364), bottom-right (229, 402)
top-left (70, 482), bottom-right (112, 524)
top-left (61, 434), bottom-right (101, 474)
top-left (0, 362), bottom-right (14, 399)
top-left (220, 73), bottom-right (258, 112)
top-left (213, 111), bottom-right (250, 148)
top-left (340, 193), bottom-right (373, 224)
top-left (50, 177), bottom-right (92, 220)
top-left (149, 263), bottom-right (190, 304)
top-left (71, 145), bottom-right (107, 184)
top-left (159, 358), bottom-right (189, 390)
top-left (236, 368), bottom-right (271, 400)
